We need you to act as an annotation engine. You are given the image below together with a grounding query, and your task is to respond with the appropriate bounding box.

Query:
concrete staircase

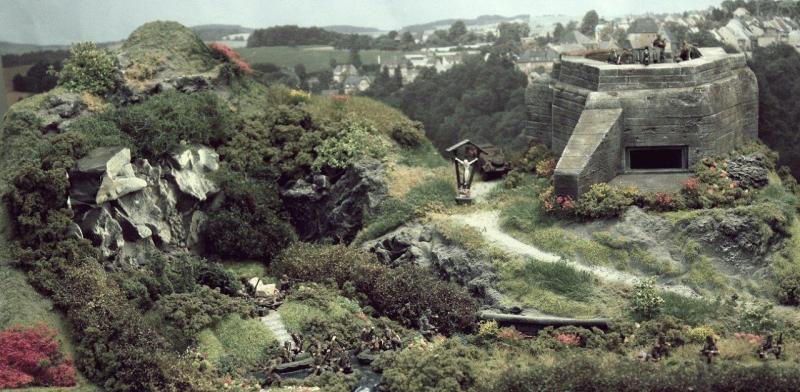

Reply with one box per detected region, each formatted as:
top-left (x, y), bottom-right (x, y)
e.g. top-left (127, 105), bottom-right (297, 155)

top-left (553, 108), bottom-right (623, 196)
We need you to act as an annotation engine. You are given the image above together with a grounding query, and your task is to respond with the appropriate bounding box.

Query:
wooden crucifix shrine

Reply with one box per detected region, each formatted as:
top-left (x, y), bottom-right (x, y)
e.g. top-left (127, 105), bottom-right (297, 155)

top-left (446, 139), bottom-right (487, 204)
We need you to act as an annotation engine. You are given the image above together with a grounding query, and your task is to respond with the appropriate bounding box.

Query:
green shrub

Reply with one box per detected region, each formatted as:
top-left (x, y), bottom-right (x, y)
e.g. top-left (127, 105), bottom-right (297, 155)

top-left (202, 170), bottom-right (295, 262)
top-left (659, 292), bottom-right (720, 325)
top-left (573, 183), bottom-right (639, 219)
top-left (738, 301), bottom-right (777, 334)
top-left (278, 285), bottom-right (369, 347)
top-left (196, 314), bottom-right (276, 371)
top-left (67, 114), bottom-right (134, 150)
top-left (4, 164), bottom-right (72, 247)
top-left (378, 339), bottom-right (483, 392)
top-left (149, 286), bottom-right (249, 349)
top-left (220, 103), bottom-right (323, 180)
top-left (114, 90), bottom-right (234, 159)
top-left (272, 243), bottom-right (478, 334)
top-left (1, 109), bottom-right (43, 137)
top-left (390, 121), bottom-right (425, 147)
top-left (631, 278), bottom-right (665, 320)
top-left (312, 121), bottom-right (388, 171)
top-left (632, 316), bottom-right (688, 348)
top-left (56, 42), bottom-right (120, 96)
top-left (512, 142), bottom-right (554, 173)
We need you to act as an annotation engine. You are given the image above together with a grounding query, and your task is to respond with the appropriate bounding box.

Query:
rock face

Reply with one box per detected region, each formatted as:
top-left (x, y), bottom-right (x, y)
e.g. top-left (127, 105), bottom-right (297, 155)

top-left (363, 223), bottom-right (505, 309)
top-left (726, 153), bottom-right (769, 189)
top-left (69, 146), bottom-right (220, 265)
top-left (596, 206), bottom-right (786, 273)
top-left (679, 208), bottom-right (786, 269)
top-left (36, 91), bottom-right (87, 132)
top-left (282, 159), bottom-right (388, 244)
top-left (527, 48), bottom-right (759, 197)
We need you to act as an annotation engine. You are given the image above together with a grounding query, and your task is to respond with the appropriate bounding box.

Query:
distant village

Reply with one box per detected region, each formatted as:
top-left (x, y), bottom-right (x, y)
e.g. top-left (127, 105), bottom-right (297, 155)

top-left (516, 6), bottom-right (800, 75)
top-left (272, 5), bottom-right (800, 96)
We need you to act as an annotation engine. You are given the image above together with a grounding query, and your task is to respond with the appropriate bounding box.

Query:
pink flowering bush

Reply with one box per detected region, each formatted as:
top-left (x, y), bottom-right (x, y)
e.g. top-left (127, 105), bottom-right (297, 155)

top-left (555, 333), bottom-right (581, 346)
top-left (209, 42), bottom-right (252, 74)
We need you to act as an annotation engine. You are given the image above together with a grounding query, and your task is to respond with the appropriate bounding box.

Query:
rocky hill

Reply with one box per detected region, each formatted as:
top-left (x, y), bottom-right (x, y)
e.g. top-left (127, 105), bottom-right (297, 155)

top-left (3, 19), bottom-right (800, 392)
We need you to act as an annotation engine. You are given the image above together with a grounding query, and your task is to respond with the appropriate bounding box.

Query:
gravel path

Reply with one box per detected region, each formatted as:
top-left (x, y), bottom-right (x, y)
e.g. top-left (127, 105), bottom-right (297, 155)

top-left (451, 209), bottom-right (698, 298)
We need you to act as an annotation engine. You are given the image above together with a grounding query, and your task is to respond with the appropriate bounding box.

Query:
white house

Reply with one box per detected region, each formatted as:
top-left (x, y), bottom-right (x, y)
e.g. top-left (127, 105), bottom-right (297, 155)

top-left (343, 75), bottom-right (371, 94)
top-left (332, 64), bottom-right (359, 84)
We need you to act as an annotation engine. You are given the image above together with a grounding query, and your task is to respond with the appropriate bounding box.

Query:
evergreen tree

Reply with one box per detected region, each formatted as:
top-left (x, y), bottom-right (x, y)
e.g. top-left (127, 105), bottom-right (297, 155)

top-left (580, 10), bottom-right (600, 37)
top-left (349, 48), bottom-right (362, 69)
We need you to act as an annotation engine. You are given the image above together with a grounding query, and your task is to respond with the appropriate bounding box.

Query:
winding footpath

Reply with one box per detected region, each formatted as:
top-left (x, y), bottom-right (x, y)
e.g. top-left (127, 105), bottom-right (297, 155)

top-left (455, 182), bottom-right (698, 298)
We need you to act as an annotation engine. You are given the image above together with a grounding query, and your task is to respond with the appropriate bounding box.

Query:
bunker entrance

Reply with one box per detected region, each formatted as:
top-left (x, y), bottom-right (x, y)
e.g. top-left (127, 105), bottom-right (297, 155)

top-left (627, 146), bottom-right (687, 171)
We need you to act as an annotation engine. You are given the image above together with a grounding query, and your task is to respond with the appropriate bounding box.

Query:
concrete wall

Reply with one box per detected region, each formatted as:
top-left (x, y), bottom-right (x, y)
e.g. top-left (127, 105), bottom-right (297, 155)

top-left (525, 48), bottom-right (759, 197)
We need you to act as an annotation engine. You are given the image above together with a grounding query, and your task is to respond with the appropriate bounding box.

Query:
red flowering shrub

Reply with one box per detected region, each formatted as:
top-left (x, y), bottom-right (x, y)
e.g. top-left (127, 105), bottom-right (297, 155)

top-left (209, 42), bottom-right (252, 74)
top-left (0, 324), bottom-right (76, 388)
top-left (555, 333), bottom-right (581, 346)
top-left (683, 177), bottom-right (699, 192)
top-left (497, 327), bottom-right (526, 341)
top-left (655, 192), bottom-right (673, 207)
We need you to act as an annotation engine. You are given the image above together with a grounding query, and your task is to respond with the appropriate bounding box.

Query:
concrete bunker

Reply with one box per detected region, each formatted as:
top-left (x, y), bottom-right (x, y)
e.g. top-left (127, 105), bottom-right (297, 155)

top-left (524, 47), bottom-right (758, 197)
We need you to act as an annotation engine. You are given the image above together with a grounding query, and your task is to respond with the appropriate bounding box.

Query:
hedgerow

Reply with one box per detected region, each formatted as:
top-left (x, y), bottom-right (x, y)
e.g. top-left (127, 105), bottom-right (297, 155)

top-left (271, 243), bottom-right (477, 334)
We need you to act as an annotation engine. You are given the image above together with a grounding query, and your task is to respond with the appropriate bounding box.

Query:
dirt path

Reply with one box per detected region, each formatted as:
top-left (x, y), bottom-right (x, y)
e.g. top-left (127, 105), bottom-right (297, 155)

top-left (451, 209), bottom-right (699, 298)
top-left (261, 310), bottom-right (294, 348)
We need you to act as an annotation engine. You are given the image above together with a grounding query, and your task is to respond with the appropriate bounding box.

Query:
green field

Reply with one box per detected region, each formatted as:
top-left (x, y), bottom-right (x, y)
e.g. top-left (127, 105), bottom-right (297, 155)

top-left (236, 46), bottom-right (407, 73)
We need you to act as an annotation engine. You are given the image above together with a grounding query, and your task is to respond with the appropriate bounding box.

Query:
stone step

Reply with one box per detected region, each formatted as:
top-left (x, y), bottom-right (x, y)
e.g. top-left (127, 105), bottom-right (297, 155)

top-left (260, 310), bottom-right (293, 348)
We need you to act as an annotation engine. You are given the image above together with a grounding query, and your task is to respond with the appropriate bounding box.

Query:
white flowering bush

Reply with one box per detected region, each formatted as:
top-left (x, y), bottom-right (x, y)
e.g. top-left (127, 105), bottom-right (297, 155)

top-left (631, 278), bottom-right (664, 319)
top-left (55, 42), bottom-right (120, 95)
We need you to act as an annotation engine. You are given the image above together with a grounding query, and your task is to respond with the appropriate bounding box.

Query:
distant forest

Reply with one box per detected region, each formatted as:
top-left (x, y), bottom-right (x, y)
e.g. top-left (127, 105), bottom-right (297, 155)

top-left (749, 43), bottom-right (800, 178)
top-left (247, 25), bottom-right (418, 51)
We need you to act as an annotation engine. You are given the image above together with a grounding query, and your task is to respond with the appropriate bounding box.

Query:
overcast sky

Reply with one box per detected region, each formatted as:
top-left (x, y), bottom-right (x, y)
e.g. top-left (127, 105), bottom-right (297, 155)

top-left (0, 0), bottom-right (723, 45)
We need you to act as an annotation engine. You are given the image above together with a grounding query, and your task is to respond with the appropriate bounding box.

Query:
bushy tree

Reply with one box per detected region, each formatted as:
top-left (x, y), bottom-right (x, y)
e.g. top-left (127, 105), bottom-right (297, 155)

top-left (56, 42), bottom-right (120, 96)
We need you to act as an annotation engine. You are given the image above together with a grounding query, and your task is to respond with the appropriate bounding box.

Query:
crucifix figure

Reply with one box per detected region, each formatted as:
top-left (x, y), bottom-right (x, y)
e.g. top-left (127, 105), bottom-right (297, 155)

top-left (454, 157), bottom-right (478, 191)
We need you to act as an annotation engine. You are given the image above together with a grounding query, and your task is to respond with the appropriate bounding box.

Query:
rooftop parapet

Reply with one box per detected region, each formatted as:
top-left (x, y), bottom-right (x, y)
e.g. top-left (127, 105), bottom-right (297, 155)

top-left (557, 48), bottom-right (749, 92)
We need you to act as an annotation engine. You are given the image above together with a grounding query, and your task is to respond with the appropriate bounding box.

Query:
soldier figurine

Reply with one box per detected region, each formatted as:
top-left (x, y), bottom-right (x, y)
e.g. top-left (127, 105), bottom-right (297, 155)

top-left (607, 50), bottom-right (619, 64)
top-left (419, 310), bottom-right (438, 341)
top-left (758, 335), bottom-right (774, 360)
top-left (279, 274), bottom-right (291, 293)
top-left (641, 46), bottom-right (651, 66)
top-left (263, 358), bottom-right (282, 387)
top-left (280, 341), bottom-right (294, 363)
top-left (679, 41), bottom-right (692, 62)
top-left (619, 48), bottom-right (634, 65)
top-left (700, 335), bottom-right (719, 364)
top-left (290, 332), bottom-right (303, 354)
top-left (774, 333), bottom-right (784, 359)
top-left (337, 351), bottom-right (353, 374)
top-left (385, 327), bottom-right (403, 350)
top-left (649, 335), bottom-right (671, 362)
top-left (652, 34), bottom-right (667, 63)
